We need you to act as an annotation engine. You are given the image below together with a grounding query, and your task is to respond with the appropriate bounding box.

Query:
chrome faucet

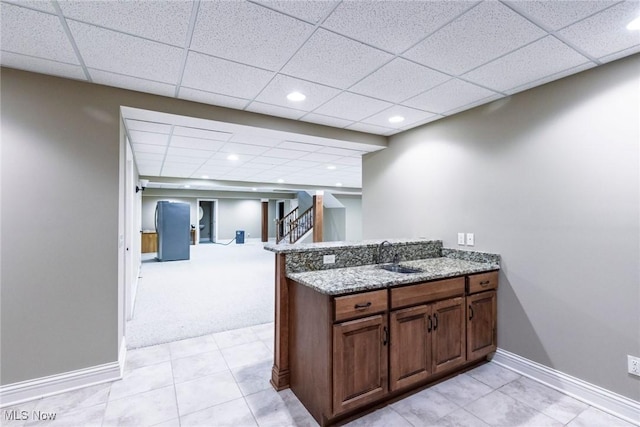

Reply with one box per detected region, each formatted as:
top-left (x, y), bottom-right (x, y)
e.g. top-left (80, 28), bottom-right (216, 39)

top-left (377, 240), bottom-right (392, 264)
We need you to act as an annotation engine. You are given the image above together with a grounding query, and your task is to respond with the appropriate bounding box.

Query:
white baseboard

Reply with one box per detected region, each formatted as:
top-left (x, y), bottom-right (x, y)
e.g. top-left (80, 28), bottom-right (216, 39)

top-left (493, 348), bottom-right (640, 426)
top-left (0, 357), bottom-right (123, 408)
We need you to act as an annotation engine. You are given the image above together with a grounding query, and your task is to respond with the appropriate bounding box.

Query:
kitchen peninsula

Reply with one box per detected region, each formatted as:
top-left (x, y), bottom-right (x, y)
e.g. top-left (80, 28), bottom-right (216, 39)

top-left (264, 239), bottom-right (500, 426)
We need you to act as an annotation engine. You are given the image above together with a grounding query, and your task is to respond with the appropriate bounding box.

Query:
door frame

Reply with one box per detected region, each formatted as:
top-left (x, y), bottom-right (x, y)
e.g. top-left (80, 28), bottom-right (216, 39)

top-left (196, 198), bottom-right (218, 244)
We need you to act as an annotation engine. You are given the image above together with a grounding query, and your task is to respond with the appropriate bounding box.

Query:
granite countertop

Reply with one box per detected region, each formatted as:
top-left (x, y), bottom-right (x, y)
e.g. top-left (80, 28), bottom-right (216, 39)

top-left (264, 238), bottom-right (436, 254)
top-left (287, 257), bottom-right (499, 295)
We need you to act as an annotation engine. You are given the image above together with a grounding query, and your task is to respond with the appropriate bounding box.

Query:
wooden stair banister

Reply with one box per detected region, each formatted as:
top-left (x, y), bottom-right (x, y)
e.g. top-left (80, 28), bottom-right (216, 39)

top-left (276, 205), bottom-right (314, 244)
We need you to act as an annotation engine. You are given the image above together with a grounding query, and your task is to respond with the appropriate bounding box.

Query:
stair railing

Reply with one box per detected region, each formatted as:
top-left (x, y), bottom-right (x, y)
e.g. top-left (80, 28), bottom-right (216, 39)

top-left (276, 205), bottom-right (314, 244)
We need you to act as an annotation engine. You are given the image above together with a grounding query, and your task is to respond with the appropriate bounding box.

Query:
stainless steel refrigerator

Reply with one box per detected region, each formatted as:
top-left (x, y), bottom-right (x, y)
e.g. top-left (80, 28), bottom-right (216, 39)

top-left (155, 201), bottom-right (190, 261)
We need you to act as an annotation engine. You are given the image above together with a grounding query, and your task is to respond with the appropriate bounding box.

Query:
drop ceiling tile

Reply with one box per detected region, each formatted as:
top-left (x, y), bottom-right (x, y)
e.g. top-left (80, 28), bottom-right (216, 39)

top-left (89, 69), bottom-right (176, 97)
top-left (228, 134), bottom-right (282, 147)
top-left (403, 1), bottom-right (546, 75)
top-left (400, 114), bottom-right (444, 131)
top-left (126, 120), bottom-right (172, 134)
top-left (132, 144), bottom-right (166, 154)
top-left (219, 142), bottom-right (270, 156)
top-left (173, 126), bottom-right (233, 141)
top-left (160, 169), bottom-right (194, 178)
top-left (557, 1), bottom-right (640, 59)
top-left (441, 93), bottom-right (503, 116)
top-left (0, 51), bottom-right (85, 80)
top-left (194, 166), bottom-right (234, 176)
top-left (504, 0), bottom-right (619, 31)
top-left (166, 147), bottom-right (215, 158)
top-left (264, 164), bottom-right (303, 174)
top-left (261, 148), bottom-right (308, 160)
top-left (317, 147), bottom-right (363, 157)
top-left (278, 159), bottom-right (323, 169)
top-left (1, 4), bottom-right (79, 63)
top-left (242, 159), bottom-right (283, 169)
top-left (191, 1), bottom-right (314, 70)
top-left (322, 1), bottom-right (475, 54)
top-left (248, 156), bottom-right (292, 166)
top-left (350, 58), bottom-right (451, 103)
top-left (129, 130), bottom-right (169, 146)
top-left (181, 51), bottom-right (274, 99)
top-left (463, 36), bottom-right (590, 92)
top-left (300, 113), bottom-right (353, 128)
top-left (254, 74), bottom-right (341, 111)
top-left (68, 21), bottom-right (183, 83)
top-left (598, 44), bottom-right (640, 64)
top-left (314, 92), bottom-right (393, 122)
top-left (163, 156), bottom-right (205, 165)
top-left (207, 151), bottom-right (252, 162)
top-left (281, 29), bottom-right (393, 89)
top-left (135, 152), bottom-right (165, 161)
top-left (298, 152), bottom-right (343, 163)
top-left (345, 122), bottom-right (395, 135)
top-left (252, 0), bottom-right (338, 24)
top-left (59, 0), bottom-right (192, 46)
top-left (3, 1), bottom-right (56, 13)
top-left (178, 87), bottom-right (250, 110)
top-left (276, 141), bottom-right (324, 152)
top-left (505, 62), bottom-right (597, 95)
top-left (170, 136), bottom-right (226, 151)
top-left (246, 102), bottom-right (307, 120)
top-left (362, 105), bottom-right (438, 129)
top-left (403, 79), bottom-right (498, 115)
top-left (137, 165), bottom-right (161, 176)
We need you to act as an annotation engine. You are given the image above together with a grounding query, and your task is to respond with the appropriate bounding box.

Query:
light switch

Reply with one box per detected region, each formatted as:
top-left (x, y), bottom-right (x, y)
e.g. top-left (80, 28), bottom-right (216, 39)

top-left (466, 233), bottom-right (475, 246)
top-left (457, 233), bottom-right (465, 245)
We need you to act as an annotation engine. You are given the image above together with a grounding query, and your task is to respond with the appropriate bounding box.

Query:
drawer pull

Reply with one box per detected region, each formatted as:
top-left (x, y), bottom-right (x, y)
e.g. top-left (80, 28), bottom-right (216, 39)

top-left (427, 315), bottom-right (432, 332)
top-left (354, 302), bottom-right (372, 309)
top-left (469, 305), bottom-right (474, 320)
top-left (479, 280), bottom-right (490, 286)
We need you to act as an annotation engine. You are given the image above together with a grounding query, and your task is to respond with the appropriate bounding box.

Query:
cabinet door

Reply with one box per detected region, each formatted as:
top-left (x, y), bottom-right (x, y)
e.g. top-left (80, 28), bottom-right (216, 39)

top-left (333, 314), bottom-right (388, 415)
top-left (390, 305), bottom-right (431, 391)
top-left (467, 291), bottom-right (497, 360)
top-left (432, 297), bottom-right (466, 374)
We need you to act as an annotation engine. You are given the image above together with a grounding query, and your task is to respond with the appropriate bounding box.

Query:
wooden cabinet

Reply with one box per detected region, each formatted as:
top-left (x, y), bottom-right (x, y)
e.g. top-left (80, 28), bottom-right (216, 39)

top-left (389, 279), bottom-right (466, 391)
top-left (333, 314), bottom-right (388, 415)
top-left (467, 290), bottom-right (497, 360)
top-left (141, 230), bottom-right (196, 253)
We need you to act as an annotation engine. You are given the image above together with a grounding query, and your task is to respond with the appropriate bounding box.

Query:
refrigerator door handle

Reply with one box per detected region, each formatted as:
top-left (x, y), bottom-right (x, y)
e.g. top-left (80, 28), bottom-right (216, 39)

top-left (155, 204), bottom-right (159, 233)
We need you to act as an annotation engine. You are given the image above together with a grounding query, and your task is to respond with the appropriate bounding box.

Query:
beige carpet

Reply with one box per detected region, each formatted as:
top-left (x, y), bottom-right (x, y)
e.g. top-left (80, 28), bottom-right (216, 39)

top-left (126, 239), bottom-right (275, 348)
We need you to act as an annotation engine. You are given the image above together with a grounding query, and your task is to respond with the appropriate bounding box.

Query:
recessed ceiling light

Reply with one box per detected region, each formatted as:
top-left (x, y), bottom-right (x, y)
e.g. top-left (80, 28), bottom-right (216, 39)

top-left (227, 154), bottom-right (239, 161)
top-left (184, 185), bottom-right (191, 188)
top-left (388, 115), bottom-right (405, 123)
top-left (277, 178), bottom-right (285, 183)
top-left (336, 182), bottom-right (343, 187)
top-left (327, 165), bottom-right (337, 170)
top-left (201, 175), bottom-right (209, 179)
top-left (287, 91), bottom-right (306, 102)
top-left (627, 16), bottom-right (640, 30)
top-left (252, 187), bottom-right (257, 191)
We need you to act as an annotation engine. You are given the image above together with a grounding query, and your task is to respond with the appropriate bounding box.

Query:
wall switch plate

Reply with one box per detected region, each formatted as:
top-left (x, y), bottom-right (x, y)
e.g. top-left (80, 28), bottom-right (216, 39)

top-left (457, 233), bottom-right (465, 245)
top-left (466, 233), bottom-right (475, 246)
top-left (323, 254), bottom-right (336, 264)
top-left (628, 355), bottom-right (640, 376)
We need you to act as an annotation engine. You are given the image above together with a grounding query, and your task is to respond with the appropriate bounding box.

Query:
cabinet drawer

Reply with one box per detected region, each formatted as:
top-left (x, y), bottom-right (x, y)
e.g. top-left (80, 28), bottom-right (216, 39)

top-left (391, 277), bottom-right (465, 309)
top-left (468, 271), bottom-right (499, 294)
top-left (334, 290), bottom-right (387, 322)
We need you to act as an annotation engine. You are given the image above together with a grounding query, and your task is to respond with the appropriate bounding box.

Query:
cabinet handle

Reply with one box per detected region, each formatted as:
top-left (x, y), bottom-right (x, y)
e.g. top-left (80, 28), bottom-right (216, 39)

top-left (427, 315), bottom-right (432, 332)
top-left (433, 313), bottom-right (438, 331)
top-left (469, 305), bottom-right (474, 320)
top-left (354, 302), bottom-right (372, 309)
top-left (479, 280), bottom-right (490, 287)
top-left (382, 326), bottom-right (388, 346)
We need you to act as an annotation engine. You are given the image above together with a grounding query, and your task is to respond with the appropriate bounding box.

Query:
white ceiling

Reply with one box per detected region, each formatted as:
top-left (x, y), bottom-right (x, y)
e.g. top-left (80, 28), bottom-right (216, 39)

top-left (2, 0), bottom-right (639, 190)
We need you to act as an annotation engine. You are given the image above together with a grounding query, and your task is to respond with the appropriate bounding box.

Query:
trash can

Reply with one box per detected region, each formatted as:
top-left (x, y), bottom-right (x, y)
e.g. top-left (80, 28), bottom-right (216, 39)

top-left (235, 230), bottom-right (245, 244)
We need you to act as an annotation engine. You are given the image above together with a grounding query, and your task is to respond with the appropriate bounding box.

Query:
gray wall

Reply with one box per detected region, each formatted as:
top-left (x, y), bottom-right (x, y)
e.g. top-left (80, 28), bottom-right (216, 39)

top-left (335, 194), bottom-right (362, 242)
top-left (0, 67), bottom-right (375, 387)
top-left (323, 207), bottom-right (346, 242)
top-left (362, 55), bottom-right (640, 400)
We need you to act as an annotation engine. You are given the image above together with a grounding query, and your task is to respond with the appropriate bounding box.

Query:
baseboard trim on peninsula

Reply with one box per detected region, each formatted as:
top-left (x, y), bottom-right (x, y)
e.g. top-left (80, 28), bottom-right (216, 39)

top-left (0, 358), bottom-right (123, 408)
top-left (493, 348), bottom-right (640, 425)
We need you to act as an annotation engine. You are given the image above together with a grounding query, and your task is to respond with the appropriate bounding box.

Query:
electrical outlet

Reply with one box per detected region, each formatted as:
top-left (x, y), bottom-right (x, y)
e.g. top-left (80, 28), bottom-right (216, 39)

top-left (466, 233), bottom-right (475, 246)
top-left (457, 233), bottom-right (465, 245)
top-left (628, 355), bottom-right (640, 376)
top-left (247, 233), bottom-right (251, 237)
top-left (323, 254), bottom-right (336, 264)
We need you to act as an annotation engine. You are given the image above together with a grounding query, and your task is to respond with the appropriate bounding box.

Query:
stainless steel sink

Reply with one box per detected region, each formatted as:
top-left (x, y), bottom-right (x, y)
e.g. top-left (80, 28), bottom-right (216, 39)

top-left (380, 264), bottom-right (422, 274)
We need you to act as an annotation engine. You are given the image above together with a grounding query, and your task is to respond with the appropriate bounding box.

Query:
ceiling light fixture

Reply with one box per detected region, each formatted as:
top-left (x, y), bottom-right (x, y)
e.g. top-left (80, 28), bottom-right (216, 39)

top-left (388, 115), bottom-right (405, 123)
top-left (627, 16), bottom-right (640, 30)
top-left (227, 154), bottom-right (239, 161)
top-left (277, 178), bottom-right (285, 183)
top-left (201, 175), bottom-right (209, 179)
top-left (287, 91), bottom-right (306, 102)
top-left (184, 185), bottom-right (191, 188)
top-left (336, 182), bottom-right (343, 187)
top-left (252, 187), bottom-right (257, 191)
top-left (327, 165), bottom-right (337, 170)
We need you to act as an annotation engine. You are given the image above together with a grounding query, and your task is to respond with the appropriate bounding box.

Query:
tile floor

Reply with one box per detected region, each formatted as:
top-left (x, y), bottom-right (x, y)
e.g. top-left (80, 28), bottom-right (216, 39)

top-left (2, 323), bottom-right (635, 427)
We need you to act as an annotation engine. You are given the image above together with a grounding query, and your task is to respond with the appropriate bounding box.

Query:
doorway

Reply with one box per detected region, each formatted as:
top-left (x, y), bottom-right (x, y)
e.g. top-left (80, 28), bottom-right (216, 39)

top-left (198, 199), bottom-right (217, 243)
top-left (277, 200), bottom-right (285, 238)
